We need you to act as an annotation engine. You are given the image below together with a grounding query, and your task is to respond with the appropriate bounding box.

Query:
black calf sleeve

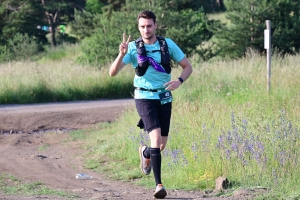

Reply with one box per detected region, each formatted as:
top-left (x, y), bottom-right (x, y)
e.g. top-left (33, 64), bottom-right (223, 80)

top-left (150, 148), bottom-right (162, 185)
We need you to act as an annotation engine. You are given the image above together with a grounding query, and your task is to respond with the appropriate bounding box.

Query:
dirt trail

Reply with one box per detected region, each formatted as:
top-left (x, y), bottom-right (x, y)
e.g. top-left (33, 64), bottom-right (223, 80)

top-left (0, 99), bottom-right (253, 199)
top-left (0, 99), bottom-right (134, 133)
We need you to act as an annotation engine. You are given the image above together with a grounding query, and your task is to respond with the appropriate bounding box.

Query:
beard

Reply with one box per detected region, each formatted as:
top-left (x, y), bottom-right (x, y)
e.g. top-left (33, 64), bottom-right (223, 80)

top-left (143, 32), bottom-right (155, 40)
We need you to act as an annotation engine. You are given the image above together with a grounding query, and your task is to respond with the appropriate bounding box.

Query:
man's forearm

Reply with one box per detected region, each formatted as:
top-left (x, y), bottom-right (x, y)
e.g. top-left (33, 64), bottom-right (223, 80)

top-left (109, 53), bottom-right (125, 76)
top-left (179, 64), bottom-right (193, 81)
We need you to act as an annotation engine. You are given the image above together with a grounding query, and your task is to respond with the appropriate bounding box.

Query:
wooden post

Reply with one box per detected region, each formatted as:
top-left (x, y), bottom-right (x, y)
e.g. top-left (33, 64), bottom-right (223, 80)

top-left (264, 20), bottom-right (271, 92)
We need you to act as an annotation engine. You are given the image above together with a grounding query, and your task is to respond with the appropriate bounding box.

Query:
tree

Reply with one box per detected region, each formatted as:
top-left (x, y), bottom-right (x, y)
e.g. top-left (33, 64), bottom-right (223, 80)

top-left (124, 0), bottom-right (213, 57)
top-left (78, 11), bottom-right (134, 66)
top-left (70, 10), bottom-right (101, 40)
top-left (102, 0), bottom-right (126, 16)
top-left (0, 6), bottom-right (7, 45)
top-left (78, 0), bottom-right (213, 66)
top-left (0, 1), bottom-right (46, 62)
top-left (181, 0), bottom-right (225, 13)
top-left (0, 0), bottom-right (85, 49)
top-left (270, 0), bottom-right (300, 54)
top-left (0, 0), bottom-right (47, 46)
top-left (213, 0), bottom-right (300, 58)
top-left (40, 0), bottom-right (86, 47)
top-left (86, 0), bottom-right (107, 14)
top-left (101, 0), bottom-right (224, 17)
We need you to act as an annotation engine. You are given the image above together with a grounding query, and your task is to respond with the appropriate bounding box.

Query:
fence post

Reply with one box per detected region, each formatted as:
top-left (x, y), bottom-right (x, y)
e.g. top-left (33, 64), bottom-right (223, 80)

top-left (264, 20), bottom-right (271, 93)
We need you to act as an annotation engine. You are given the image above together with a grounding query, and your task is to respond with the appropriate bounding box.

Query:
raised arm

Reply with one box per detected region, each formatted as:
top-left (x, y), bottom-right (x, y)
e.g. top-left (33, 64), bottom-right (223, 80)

top-left (109, 33), bottom-right (131, 76)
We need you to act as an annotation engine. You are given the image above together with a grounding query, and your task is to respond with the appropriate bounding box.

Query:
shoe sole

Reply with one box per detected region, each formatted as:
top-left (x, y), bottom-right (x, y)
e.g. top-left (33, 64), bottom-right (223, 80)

top-left (153, 189), bottom-right (167, 199)
top-left (139, 145), bottom-right (149, 175)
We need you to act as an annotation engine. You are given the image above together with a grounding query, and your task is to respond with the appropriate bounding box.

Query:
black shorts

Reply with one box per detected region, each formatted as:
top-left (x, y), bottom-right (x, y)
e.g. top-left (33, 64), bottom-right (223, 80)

top-left (135, 99), bottom-right (172, 136)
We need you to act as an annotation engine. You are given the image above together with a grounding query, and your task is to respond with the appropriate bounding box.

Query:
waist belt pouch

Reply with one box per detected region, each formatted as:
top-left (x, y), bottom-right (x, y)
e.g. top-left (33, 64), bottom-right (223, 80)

top-left (137, 118), bottom-right (145, 130)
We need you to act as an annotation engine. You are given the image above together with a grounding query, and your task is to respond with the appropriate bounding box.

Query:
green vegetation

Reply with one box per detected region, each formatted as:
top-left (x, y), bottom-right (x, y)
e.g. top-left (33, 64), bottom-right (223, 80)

top-left (0, 173), bottom-right (75, 197)
top-left (1, 0), bottom-right (300, 198)
top-left (213, 0), bottom-right (300, 58)
top-left (0, 46), bottom-right (134, 104)
top-left (1, 44), bottom-right (300, 198)
top-left (74, 52), bottom-right (299, 198)
top-left (77, 0), bottom-right (212, 66)
top-left (1, 0), bottom-right (300, 64)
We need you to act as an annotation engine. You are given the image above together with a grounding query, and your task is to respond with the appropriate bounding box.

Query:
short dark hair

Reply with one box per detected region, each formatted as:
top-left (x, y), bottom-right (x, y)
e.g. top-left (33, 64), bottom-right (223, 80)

top-left (137, 10), bottom-right (156, 24)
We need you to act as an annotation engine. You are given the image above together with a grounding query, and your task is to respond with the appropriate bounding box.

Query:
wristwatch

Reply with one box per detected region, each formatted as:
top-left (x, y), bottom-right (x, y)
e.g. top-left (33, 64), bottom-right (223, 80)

top-left (178, 77), bottom-right (184, 84)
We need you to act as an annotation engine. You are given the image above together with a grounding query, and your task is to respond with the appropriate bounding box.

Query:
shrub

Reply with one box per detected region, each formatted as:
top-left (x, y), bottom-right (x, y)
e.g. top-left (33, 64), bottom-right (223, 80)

top-left (0, 45), bottom-right (11, 63)
top-left (8, 33), bottom-right (41, 61)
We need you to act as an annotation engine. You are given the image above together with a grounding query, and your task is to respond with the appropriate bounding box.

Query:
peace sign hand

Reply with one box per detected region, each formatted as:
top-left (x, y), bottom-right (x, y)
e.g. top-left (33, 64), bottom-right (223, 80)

top-left (119, 33), bottom-right (131, 55)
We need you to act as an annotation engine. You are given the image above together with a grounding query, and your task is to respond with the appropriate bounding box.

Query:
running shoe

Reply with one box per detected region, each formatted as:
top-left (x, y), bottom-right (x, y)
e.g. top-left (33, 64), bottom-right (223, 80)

top-left (139, 145), bottom-right (151, 175)
top-left (153, 184), bottom-right (167, 199)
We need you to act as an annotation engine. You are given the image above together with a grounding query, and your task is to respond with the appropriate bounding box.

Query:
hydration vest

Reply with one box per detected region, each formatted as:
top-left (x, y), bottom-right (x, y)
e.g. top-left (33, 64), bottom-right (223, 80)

top-left (135, 36), bottom-right (171, 76)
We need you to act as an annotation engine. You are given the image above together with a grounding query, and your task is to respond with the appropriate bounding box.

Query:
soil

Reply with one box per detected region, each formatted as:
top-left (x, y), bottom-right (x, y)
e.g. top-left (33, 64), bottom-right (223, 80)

top-left (0, 99), bottom-right (263, 200)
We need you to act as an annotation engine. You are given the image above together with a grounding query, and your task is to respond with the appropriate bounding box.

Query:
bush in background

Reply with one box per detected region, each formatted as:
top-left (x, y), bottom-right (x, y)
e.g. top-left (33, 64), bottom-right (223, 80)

top-left (0, 45), bottom-right (11, 63)
top-left (7, 33), bottom-right (41, 61)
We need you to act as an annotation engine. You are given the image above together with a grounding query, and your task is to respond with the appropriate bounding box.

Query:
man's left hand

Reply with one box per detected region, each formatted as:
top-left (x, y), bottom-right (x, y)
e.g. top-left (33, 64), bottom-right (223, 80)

top-left (164, 79), bottom-right (182, 91)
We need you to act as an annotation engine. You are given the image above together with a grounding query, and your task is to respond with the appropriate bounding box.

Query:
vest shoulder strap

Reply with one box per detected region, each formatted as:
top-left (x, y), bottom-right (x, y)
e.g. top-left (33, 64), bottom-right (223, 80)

top-left (135, 37), bottom-right (147, 56)
top-left (156, 36), bottom-right (166, 44)
top-left (135, 36), bottom-right (167, 48)
top-left (135, 38), bottom-right (142, 44)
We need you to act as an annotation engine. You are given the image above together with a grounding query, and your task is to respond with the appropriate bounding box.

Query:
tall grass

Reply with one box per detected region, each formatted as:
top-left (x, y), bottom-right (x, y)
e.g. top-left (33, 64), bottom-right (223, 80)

top-left (0, 59), bottom-right (134, 104)
top-left (82, 51), bottom-right (300, 198)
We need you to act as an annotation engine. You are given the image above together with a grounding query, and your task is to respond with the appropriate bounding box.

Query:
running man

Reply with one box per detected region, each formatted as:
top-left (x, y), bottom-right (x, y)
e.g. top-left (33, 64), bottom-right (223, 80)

top-left (109, 10), bottom-right (193, 199)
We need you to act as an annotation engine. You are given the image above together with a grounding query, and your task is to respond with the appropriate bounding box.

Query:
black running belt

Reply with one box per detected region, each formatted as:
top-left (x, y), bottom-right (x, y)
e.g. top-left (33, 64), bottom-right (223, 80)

top-left (135, 87), bottom-right (158, 92)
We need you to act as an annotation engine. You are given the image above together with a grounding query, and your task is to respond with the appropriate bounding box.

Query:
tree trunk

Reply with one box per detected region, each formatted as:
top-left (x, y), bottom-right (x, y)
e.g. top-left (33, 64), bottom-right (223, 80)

top-left (45, 11), bottom-right (58, 48)
top-left (250, 3), bottom-right (254, 42)
top-left (50, 24), bottom-right (57, 47)
top-left (215, 0), bottom-right (225, 11)
top-left (42, 0), bottom-right (58, 47)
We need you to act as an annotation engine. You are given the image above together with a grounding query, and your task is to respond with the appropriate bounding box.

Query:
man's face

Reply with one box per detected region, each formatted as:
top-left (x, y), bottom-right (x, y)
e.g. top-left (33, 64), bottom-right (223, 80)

top-left (138, 18), bottom-right (157, 40)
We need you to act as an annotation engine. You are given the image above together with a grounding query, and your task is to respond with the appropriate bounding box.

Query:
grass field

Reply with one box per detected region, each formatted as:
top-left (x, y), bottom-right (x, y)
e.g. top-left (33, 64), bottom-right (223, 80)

top-left (82, 52), bottom-right (299, 198)
top-left (1, 46), bottom-right (300, 198)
